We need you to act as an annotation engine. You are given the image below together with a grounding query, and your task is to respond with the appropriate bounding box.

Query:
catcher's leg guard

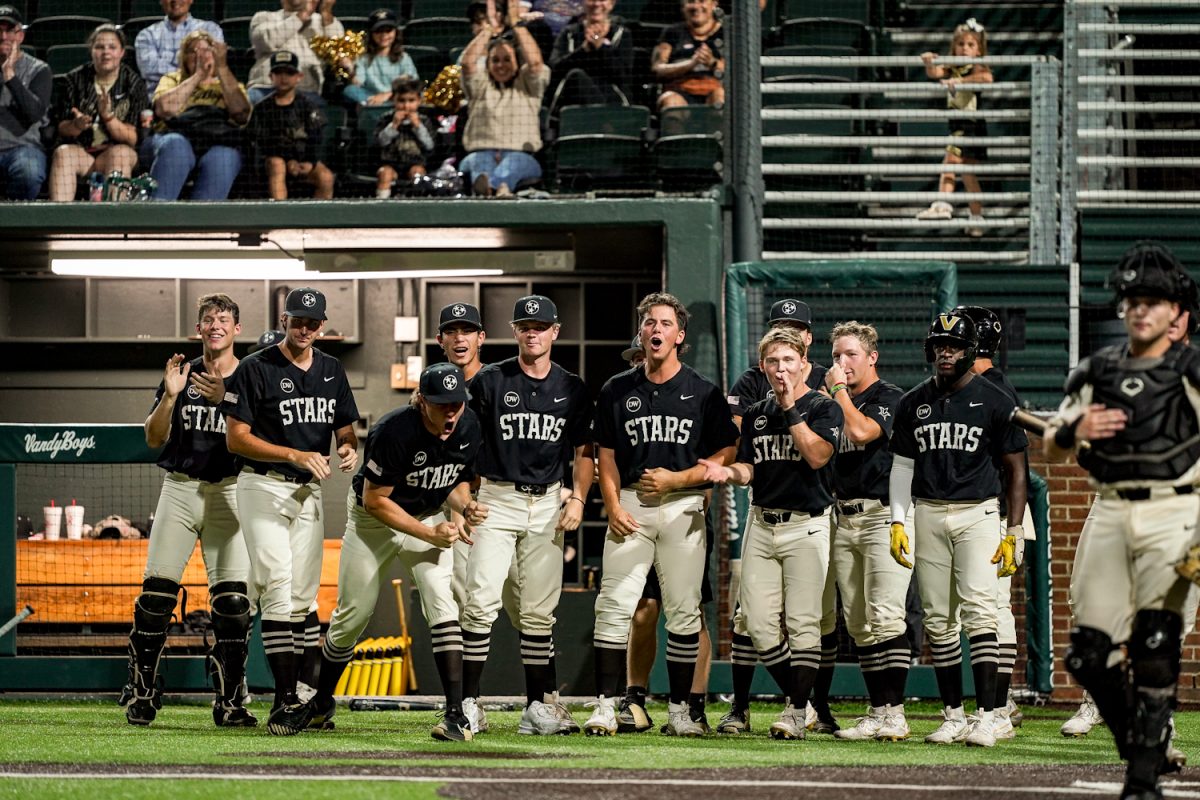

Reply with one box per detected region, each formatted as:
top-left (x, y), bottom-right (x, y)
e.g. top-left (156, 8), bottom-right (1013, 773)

top-left (208, 582), bottom-right (252, 703)
top-left (1126, 610), bottom-right (1183, 793)
top-left (123, 577), bottom-right (180, 724)
top-left (1066, 625), bottom-right (1130, 758)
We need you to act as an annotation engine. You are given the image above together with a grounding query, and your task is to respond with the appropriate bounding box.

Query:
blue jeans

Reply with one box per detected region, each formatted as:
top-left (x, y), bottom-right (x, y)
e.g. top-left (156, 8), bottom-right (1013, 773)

top-left (0, 144), bottom-right (47, 200)
top-left (141, 133), bottom-right (242, 200)
top-left (459, 149), bottom-right (541, 191)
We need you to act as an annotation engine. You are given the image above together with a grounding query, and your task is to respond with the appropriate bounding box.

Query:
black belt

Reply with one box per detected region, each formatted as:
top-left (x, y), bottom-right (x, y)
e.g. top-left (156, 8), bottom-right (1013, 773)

top-left (516, 483), bottom-right (553, 496)
top-left (838, 501), bottom-right (865, 517)
top-left (1111, 485), bottom-right (1194, 502)
top-left (761, 511), bottom-right (791, 525)
top-left (250, 466), bottom-right (312, 486)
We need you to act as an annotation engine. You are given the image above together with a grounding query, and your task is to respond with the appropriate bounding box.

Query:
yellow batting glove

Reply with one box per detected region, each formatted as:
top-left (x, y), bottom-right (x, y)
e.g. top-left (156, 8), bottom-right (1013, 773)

top-left (992, 533), bottom-right (1017, 577)
top-left (889, 522), bottom-right (912, 569)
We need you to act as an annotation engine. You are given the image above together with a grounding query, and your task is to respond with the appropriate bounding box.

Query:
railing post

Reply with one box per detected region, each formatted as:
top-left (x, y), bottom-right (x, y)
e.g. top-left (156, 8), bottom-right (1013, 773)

top-left (731, 0), bottom-right (763, 263)
top-left (1029, 59), bottom-right (1061, 267)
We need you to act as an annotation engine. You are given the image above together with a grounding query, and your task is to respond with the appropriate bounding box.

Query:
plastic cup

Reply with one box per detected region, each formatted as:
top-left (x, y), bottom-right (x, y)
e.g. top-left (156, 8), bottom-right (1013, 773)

top-left (65, 506), bottom-right (85, 540)
top-left (44, 506), bottom-right (62, 540)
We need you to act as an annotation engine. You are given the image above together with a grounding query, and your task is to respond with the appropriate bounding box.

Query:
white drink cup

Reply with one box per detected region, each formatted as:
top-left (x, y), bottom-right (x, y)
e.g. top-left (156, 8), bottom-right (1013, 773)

top-left (65, 506), bottom-right (85, 540)
top-left (44, 506), bottom-right (63, 540)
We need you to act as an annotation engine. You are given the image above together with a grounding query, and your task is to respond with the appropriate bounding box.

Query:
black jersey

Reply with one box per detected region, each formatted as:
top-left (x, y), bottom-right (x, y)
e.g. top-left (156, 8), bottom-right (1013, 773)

top-left (727, 363), bottom-right (829, 418)
top-left (832, 379), bottom-right (904, 502)
top-left (353, 405), bottom-right (481, 518)
top-left (222, 345), bottom-right (359, 481)
top-left (738, 390), bottom-right (843, 514)
top-left (469, 358), bottom-right (592, 485)
top-left (595, 364), bottom-right (739, 487)
top-left (891, 375), bottom-right (1027, 502)
top-left (152, 356), bottom-right (239, 483)
top-left (979, 366), bottom-right (1030, 518)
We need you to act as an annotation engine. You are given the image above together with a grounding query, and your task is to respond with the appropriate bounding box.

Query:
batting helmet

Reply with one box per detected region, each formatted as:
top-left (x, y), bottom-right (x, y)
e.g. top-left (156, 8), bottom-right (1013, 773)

top-left (924, 312), bottom-right (978, 377)
top-left (953, 305), bottom-right (1002, 358)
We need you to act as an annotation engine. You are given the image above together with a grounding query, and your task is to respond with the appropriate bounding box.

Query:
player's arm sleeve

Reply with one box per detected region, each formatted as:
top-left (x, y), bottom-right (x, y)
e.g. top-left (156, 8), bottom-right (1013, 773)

top-left (332, 368), bottom-right (360, 429)
top-left (997, 402), bottom-right (1029, 453)
top-left (736, 413), bottom-right (755, 463)
top-left (868, 386), bottom-right (903, 441)
top-left (467, 371), bottom-right (488, 422)
top-left (703, 385), bottom-right (741, 452)
top-left (810, 396), bottom-right (844, 447)
top-left (889, 455), bottom-right (914, 523)
top-left (888, 397), bottom-right (917, 460)
top-left (593, 386), bottom-right (616, 448)
top-left (364, 434), bottom-right (404, 488)
top-left (727, 370), bottom-right (753, 417)
top-left (567, 382), bottom-right (594, 446)
top-left (220, 361), bottom-right (257, 425)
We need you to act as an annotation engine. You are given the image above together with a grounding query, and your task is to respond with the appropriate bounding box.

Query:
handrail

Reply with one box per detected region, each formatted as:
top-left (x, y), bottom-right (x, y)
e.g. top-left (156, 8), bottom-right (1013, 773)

top-left (761, 55), bottom-right (1056, 67)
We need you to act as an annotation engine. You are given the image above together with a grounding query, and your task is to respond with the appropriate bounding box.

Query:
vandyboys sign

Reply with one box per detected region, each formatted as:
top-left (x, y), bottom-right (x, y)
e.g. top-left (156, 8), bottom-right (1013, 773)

top-left (0, 424), bottom-right (160, 463)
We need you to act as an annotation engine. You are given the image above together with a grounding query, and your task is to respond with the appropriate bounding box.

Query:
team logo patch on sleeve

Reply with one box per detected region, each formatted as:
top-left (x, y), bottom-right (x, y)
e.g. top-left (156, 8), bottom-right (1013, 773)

top-left (727, 395), bottom-right (739, 404)
top-left (366, 459), bottom-right (380, 475)
top-left (878, 406), bottom-right (891, 419)
top-left (223, 391), bottom-right (238, 403)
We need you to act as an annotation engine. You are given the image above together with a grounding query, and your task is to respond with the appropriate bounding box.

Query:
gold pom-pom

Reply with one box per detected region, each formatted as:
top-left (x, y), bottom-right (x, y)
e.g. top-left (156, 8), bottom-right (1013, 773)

top-left (310, 30), bottom-right (366, 80)
top-left (424, 64), bottom-right (463, 113)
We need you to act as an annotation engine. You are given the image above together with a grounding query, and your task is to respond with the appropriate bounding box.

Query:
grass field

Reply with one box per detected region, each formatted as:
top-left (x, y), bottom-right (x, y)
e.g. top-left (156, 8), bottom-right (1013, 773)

top-left (0, 699), bottom-right (1180, 799)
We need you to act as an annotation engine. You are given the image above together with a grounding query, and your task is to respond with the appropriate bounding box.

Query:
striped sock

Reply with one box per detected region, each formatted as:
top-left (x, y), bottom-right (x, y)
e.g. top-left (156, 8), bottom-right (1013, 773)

top-left (969, 633), bottom-right (1000, 712)
top-left (520, 632), bottom-right (554, 706)
top-left (930, 638), bottom-right (964, 710)
top-left (461, 628), bottom-right (490, 700)
top-left (431, 621), bottom-right (465, 713)
top-left (730, 632), bottom-right (757, 711)
top-left (665, 632), bottom-right (700, 704)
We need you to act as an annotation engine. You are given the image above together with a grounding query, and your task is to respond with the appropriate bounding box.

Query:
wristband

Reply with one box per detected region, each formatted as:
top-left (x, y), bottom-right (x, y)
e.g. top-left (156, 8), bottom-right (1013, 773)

top-left (567, 495), bottom-right (584, 506)
top-left (784, 405), bottom-right (804, 427)
top-left (1006, 525), bottom-right (1024, 538)
top-left (830, 382), bottom-right (847, 396)
top-left (1053, 417), bottom-right (1080, 450)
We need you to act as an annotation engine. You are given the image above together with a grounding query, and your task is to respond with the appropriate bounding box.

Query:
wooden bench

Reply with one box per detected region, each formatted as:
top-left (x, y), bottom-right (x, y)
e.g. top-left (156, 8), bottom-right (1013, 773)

top-left (16, 539), bottom-right (342, 624)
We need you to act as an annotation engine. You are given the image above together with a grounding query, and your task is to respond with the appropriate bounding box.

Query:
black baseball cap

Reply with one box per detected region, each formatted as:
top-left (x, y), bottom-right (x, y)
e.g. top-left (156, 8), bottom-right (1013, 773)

top-left (284, 287), bottom-right (327, 320)
top-left (249, 329), bottom-right (285, 353)
top-left (769, 298), bottom-right (812, 327)
top-left (511, 295), bottom-right (557, 324)
top-left (438, 302), bottom-right (483, 332)
top-left (620, 334), bottom-right (644, 362)
top-left (269, 50), bottom-right (300, 74)
top-left (420, 362), bottom-right (468, 404)
top-left (0, 5), bottom-right (23, 26)
top-left (368, 8), bottom-right (399, 30)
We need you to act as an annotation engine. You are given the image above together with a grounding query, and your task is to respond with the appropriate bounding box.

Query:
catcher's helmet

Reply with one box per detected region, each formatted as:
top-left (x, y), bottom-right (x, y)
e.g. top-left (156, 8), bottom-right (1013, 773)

top-left (953, 305), bottom-right (1002, 359)
top-left (1108, 241), bottom-right (1194, 305)
top-left (925, 313), bottom-right (978, 377)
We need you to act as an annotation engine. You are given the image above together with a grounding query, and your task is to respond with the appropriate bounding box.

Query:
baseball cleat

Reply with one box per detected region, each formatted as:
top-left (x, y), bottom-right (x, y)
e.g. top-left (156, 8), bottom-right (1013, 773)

top-left (993, 707), bottom-right (1016, 740)
top-left (965, 713), bottom-right (997, 748)
top-left (834, 707), bottom-right (885, 740)
top-left (804, 701), bottom-right (818, 729)
top-left (925, 706), bottom-right (969, 744)
top-left (213, 700), bottom-right (258, 727)
top-left (295, 681), bottom-right (317, 705)
top-left (432, 712), bottom-right (473, 742)
top-left (267, 702), bottom-right (313, 736)
top-left (663, 701), bottom-right (706, 737)
top-left (1061, 696), bottom-right (1103, 737)
top-left (304, 694), bottom-right (336, 731)
top-left (461, 697), bottom-right (488, 734)
top-left (1164, 716), bottom-right (1186, 773)
top-left (518, 701), bottom-right (569, 736)
top-left (584, 696), bottom-right (618, 736)
top-left (125, 696), bottom-right (159, 726)
top-left (769, 704), bottom-right (806, 740)
top-left (811, 706), bottom-right (840, 735)
top-left (616, 696), bottom-right (654, 733)
top-left (876, 706), bottom-right (910, 741)
top-left (716, 707), bottom-right (750, 734)
top-left (1006, 694), bottom-right (1024, 727)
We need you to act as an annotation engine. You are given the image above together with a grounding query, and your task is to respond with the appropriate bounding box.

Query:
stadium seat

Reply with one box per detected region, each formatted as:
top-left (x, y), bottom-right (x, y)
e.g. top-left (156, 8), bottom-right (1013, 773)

top-left (25, 16), bottom-right (112, 50)
top-left (118, 16), bottom-right (161, 43)
top-left (128, 0), bottom-right (215, 18)
top-left (219, 17), bottom-right (252, 51)
top-left (763, 45), bottom-right (864, 82)
top-left (44, 43), bottom-right (89, 76)
top-left (775, 17), bottom-right (874, 53)
top-left (631, 0), bottom-right (683, 25)
top-left (554, 103), bottom-right (651, 191)
top-left (409, 0), bottom-right (469, 19)
top-left (403, 44), bottom-right (446, 82)
top-left (38, 0), bottom-right (120, 20)
top-left (400, 16), bottom-right (470, 57)
top-left (333, 0), bottom-right (397, 17)
top-left (762, 74), bottom-right (855, 109)
top-left (780, 0), bottom-right (872, 25)
top-left (221, 0), bottom-right (271, 18)
top-left (653, 105), bottom-right (722, 190)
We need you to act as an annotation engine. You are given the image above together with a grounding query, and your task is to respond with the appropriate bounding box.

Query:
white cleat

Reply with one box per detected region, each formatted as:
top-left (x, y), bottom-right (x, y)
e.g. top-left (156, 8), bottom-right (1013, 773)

top-left (804, 700), bottom-right (818, 730)
top-left (1006, 693), bottom-right (1023, 727)
top-left (518, 701), bottom-right (568, 736)
top-left (993, 707), bottom-right (1016, 740)
top-left (584, 696), bottom-right (618, 736)
top-left (876, 705), bottom-right (910, 741)
top-left (925, 705), bottom-right (970, 744)
top-left (965, 711), bottom-right (997, 747)
top-left (1060, 696), bottom-right (1102, 737)
top-left (834, 706), bottom-right (885, 740)
top-left (769, 703), bottom-right (807, 740)
top-left (663, 701), bottom-right (706, 737)
top-left (461, 696), bottom-right (488, 734)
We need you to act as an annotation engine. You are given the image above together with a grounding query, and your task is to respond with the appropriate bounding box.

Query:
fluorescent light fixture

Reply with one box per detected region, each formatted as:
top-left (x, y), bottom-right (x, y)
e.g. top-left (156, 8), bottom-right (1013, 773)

top-left (52, 258), bottom-right (307, 279)
top-left (301, 269), bottom-right (504, 280)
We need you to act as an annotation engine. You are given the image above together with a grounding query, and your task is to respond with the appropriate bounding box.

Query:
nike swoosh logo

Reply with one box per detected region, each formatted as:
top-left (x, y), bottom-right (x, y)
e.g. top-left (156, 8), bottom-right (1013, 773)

top-left (459, 443), bottom-right (470, 449)
top-left (985, 509), bottom-right (996, 514)
top-left (681, 394), bottom-right (695, 400)
top-left (324, 376), bottom-right (335, 382)
top-left (969, 401), bottom-right (983, 407)
top-left (554, 397), bottom-right (567, 402)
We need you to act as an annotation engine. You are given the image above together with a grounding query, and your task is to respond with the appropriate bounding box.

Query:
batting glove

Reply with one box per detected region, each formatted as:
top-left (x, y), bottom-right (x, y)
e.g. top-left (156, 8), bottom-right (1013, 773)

top-left (1009, 524), bottom-right (1026, 568)
top-left (1176, 543), bottom-right (1200, 585)
top-left (889, 522), bottom-right (912, 569)
top-left (992, 533), bottom-right (1018, 577)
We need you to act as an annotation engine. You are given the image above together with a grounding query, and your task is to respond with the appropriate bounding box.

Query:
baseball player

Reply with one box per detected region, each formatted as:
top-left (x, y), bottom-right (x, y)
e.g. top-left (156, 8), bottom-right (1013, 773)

top-left (459, 295), bottom-right (594, 735)
top-left (822, 321), bottom-right (912, 741)
top-left (303, 363), bottom-right (487, 742)
top-left (223, 286), bottom-right (359, 736)
top-left (701, 326), bottom-right (843, 740)
top-left (888, 312), bottom-right (1027, 747)
top-left (585, 292), bottom-right (739, 737)
top-left (954, 304), bottom-right (1035, 740)
top-left (121, 293), bottom-right (254, 728)
top-left (1046, 245), bottom-right (1200, 798)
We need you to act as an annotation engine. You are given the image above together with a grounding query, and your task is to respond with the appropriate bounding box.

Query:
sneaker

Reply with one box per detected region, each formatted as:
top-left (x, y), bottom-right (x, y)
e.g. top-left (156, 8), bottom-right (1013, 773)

top-left (1061, 696), bottom-right (1103, 737)
top-left (1165, 715), bottom-right (1186, 773)
top-left (769, 704), bottom-right (806, 740)
top-left (432, 711), bottom-right (473, 741)
top-left (519, 701), bottom-right (568, 736)
top-left (584, 696), bottom-right (618, 736)
top-left (125, 696), bottom-right (160, 726)
top-left (876, 705), bottom-right (910, 741)
top-left (916, 200), bottom-right (953, 220)
top-left (1006, 694), bottom-right (1024, 728)
top-left (812, 706), bottom-right (840, 735)
top-left (550, 695), bottom-right (581, 734)
top-left (494, 182), bottom-right (513, 199)
top-left (993, 707), bottom-right (1016, 740)
top-left (965, 712), bottom-right (997, 747)
top-left (304, 694), bottom-right (336, 731)
top-left (717, 707), bottom-right (750, 734)
top-left (834, 707), bottom-right (885, 740)
top-left (966, 213), bottom-right (985, 238)
top-left (462, 697), bottom-right (488, 734)
top-left (616, 696), bottom-right (654, 733)
top-left (925, 706), bottom-right (970, 744)
top-left (267, 702), bottom-right (313, 736)
top-left (213, 700), bottom-right (258, 727)
top-left (804, 701), bottom-right (818, 729)
top-left (663, 701), bottom-right (706, 737)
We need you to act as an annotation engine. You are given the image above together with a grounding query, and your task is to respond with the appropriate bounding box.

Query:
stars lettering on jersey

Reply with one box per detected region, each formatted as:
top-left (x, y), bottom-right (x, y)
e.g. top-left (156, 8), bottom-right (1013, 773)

top-left (877, 406), bottom-right (891, 420)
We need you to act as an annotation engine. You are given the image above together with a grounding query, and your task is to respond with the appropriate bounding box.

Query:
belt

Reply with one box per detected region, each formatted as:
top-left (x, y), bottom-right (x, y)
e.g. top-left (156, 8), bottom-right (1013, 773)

top-left (1100, 484), bottom-right (1195, 502)
top-left (247, 466), bottom-right (312, 486)
top-left (516, 482), bottom-right (554, 497)
top-left (838, 501), bottom-right (865, 517)
top-left (761, 510), bottom-right (791, 525)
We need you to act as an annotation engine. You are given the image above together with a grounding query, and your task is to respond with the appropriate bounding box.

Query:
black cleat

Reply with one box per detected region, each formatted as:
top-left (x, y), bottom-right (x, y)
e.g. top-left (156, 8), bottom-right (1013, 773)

top-left (213, 701), bottom-right (258, 727)
top-left (305, 695), bottom-right (337, 731)
top-left (125, 697), bottom-right (159, 726)
top-left (812, 708), bottom-right (841, 735)
top-left (616, 696), bottom-right (654, 733)
top-left (432, 712), bottom-right (473, 742)
top-left (717, 707), bottom-right (751, 734)
top-left (267, 702), bottom-right (312, 736)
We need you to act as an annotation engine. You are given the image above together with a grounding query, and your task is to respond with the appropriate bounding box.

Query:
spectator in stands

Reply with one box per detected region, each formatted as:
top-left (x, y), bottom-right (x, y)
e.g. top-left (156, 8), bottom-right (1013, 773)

top-left (341, 8), bottom-right (418, 107)
top-left (248, 0), bottom-right (345, 105)
top-left (49, 25), bottom-right (149, 201)
top-left (524, 0), bottom-right (584, 60)
top-left (652, 0), bottom-right (724, 111)
top-left (373, 76), bottom-right (436, 198)
top-left (135, 0), bottom-right (225, 101)
top-left (142, 30), bottom-right (250, 200)
top-left (0, 5), bottom-right (50, 201)
top-left (547, 0), bottom-right (632, 114)
top-left (459, 0), bottom-right (549, 197)
top-left (915, 19), bottom-right (992, 236)
top-left (248, 50), bottom-right (334, 199)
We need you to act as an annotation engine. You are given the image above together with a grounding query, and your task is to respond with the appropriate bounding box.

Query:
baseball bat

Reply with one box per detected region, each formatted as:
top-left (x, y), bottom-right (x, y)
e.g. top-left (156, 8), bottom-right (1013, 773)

top-left (348, 697), bottom-right (441, 712)
top-left (1010, 408), bottom-right (1049, 436)
top-left (0, 605), bottom-right (34, 638)
top-left (392, 578), bottom-right (418, 694)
